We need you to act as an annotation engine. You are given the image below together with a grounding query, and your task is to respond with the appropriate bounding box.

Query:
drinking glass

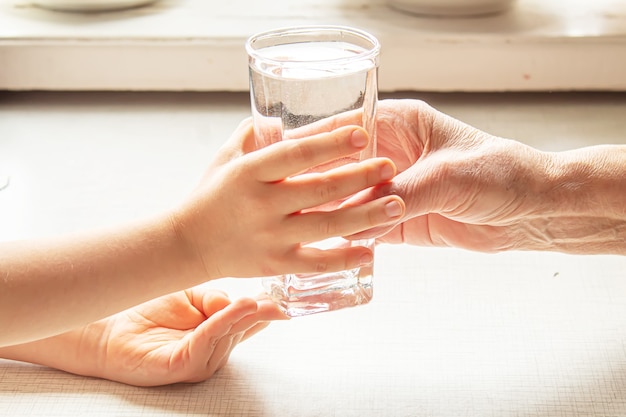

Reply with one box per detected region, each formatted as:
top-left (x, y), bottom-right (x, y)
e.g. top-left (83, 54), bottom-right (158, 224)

top-left (246, 25), bottom-right (380, 317)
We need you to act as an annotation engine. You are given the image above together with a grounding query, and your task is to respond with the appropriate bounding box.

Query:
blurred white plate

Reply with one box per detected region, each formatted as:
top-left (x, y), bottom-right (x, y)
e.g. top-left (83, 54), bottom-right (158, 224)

top-left (387, 0), bottom-right (517, 16)
top-left (30, 0), bottom-right (159, 12)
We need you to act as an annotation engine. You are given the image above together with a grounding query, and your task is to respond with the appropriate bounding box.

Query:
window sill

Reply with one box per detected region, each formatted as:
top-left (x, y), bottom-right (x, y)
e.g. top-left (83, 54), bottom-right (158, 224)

top-left (1, 0), bottom-right (625, 92)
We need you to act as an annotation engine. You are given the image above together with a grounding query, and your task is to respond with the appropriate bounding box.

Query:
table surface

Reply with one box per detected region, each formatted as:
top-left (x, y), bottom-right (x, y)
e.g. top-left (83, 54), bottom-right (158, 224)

top-left (1, 91), bottom-right (626, 416)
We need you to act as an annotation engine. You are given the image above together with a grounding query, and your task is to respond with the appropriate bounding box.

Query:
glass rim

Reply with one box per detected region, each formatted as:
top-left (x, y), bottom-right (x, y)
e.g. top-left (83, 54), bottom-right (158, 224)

top-left (245, 25), bottom-right (380, 67)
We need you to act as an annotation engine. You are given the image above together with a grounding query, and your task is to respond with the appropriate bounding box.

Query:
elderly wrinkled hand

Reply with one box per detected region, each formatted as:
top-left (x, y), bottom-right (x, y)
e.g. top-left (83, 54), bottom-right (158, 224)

top-left (344, 99), bottom-right (626, 255)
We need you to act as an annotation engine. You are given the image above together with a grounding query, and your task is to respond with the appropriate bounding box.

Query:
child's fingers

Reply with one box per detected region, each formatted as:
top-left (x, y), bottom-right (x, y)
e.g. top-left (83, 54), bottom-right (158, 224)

top-left (239, 321), bottom-right (272, 343)
top-left (280, 157), bottom-right (396, 213)
top-left (248, 126), bottom-right (369, 182)
top-left (186, 298), bottom-right (258, 367)
top-left (210, 118), bottom-right (256, 165)
top-left (285, 195), bottom-right (405, 244)
top-left (203, 334), bottom-right (237, 377)
top-left (195, 301), bottom-right (278, 377)
top-left (184, 288), bottom-right (231, 319)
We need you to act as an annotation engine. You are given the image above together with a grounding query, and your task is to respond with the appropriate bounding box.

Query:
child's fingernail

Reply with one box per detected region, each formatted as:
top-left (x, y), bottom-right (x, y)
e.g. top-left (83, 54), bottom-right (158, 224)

top-left (360, 253), bottom-right (373, 266)
top-left (381, 163), bottom-right (394, 181)
top-left (351, 129), bottom-right (368, 148)
top-left (385, 200), bottom-right (403, 218)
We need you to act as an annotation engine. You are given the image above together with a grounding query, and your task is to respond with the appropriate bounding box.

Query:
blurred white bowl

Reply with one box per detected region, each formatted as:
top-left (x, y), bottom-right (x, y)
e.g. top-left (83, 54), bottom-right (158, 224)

top-left (30, 0), bottom-right (159, 12)
top-left (387, 0), bottom-right (517, 16)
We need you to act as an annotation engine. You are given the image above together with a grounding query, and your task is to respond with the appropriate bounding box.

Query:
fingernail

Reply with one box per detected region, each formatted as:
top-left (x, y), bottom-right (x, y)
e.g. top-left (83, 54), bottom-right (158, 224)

top-left (351, 129), bottom-right (368, 148)
top-left (380, 163), bottom-right (394, 181)
top-left (359, 253), bottom-right (373, 266)
top-left (385, 200), bottom-right (403, 218)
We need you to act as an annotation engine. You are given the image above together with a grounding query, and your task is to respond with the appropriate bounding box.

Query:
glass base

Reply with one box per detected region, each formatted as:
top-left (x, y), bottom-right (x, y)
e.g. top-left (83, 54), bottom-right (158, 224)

top-left (263, 266), bottom-right (373, 317)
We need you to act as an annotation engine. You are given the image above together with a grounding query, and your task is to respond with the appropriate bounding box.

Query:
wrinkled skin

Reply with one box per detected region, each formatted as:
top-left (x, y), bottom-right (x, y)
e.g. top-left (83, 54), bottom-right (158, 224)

top-left (343, 99), bottom-right (626, 254)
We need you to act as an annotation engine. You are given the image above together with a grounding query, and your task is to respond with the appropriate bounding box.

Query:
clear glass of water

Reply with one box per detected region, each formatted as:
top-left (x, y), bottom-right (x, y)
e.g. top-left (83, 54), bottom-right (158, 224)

top-left (245, 25), bottom-right (380, 317)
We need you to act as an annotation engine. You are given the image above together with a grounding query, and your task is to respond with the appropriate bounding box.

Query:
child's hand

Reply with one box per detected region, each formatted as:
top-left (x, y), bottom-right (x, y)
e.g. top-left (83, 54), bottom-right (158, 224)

top-left (175, 118), bottom-right (405, 279)
top-left (88, 286), bottom-right (286, 386)
top-left (0, 286), bottom-right (287, 387)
